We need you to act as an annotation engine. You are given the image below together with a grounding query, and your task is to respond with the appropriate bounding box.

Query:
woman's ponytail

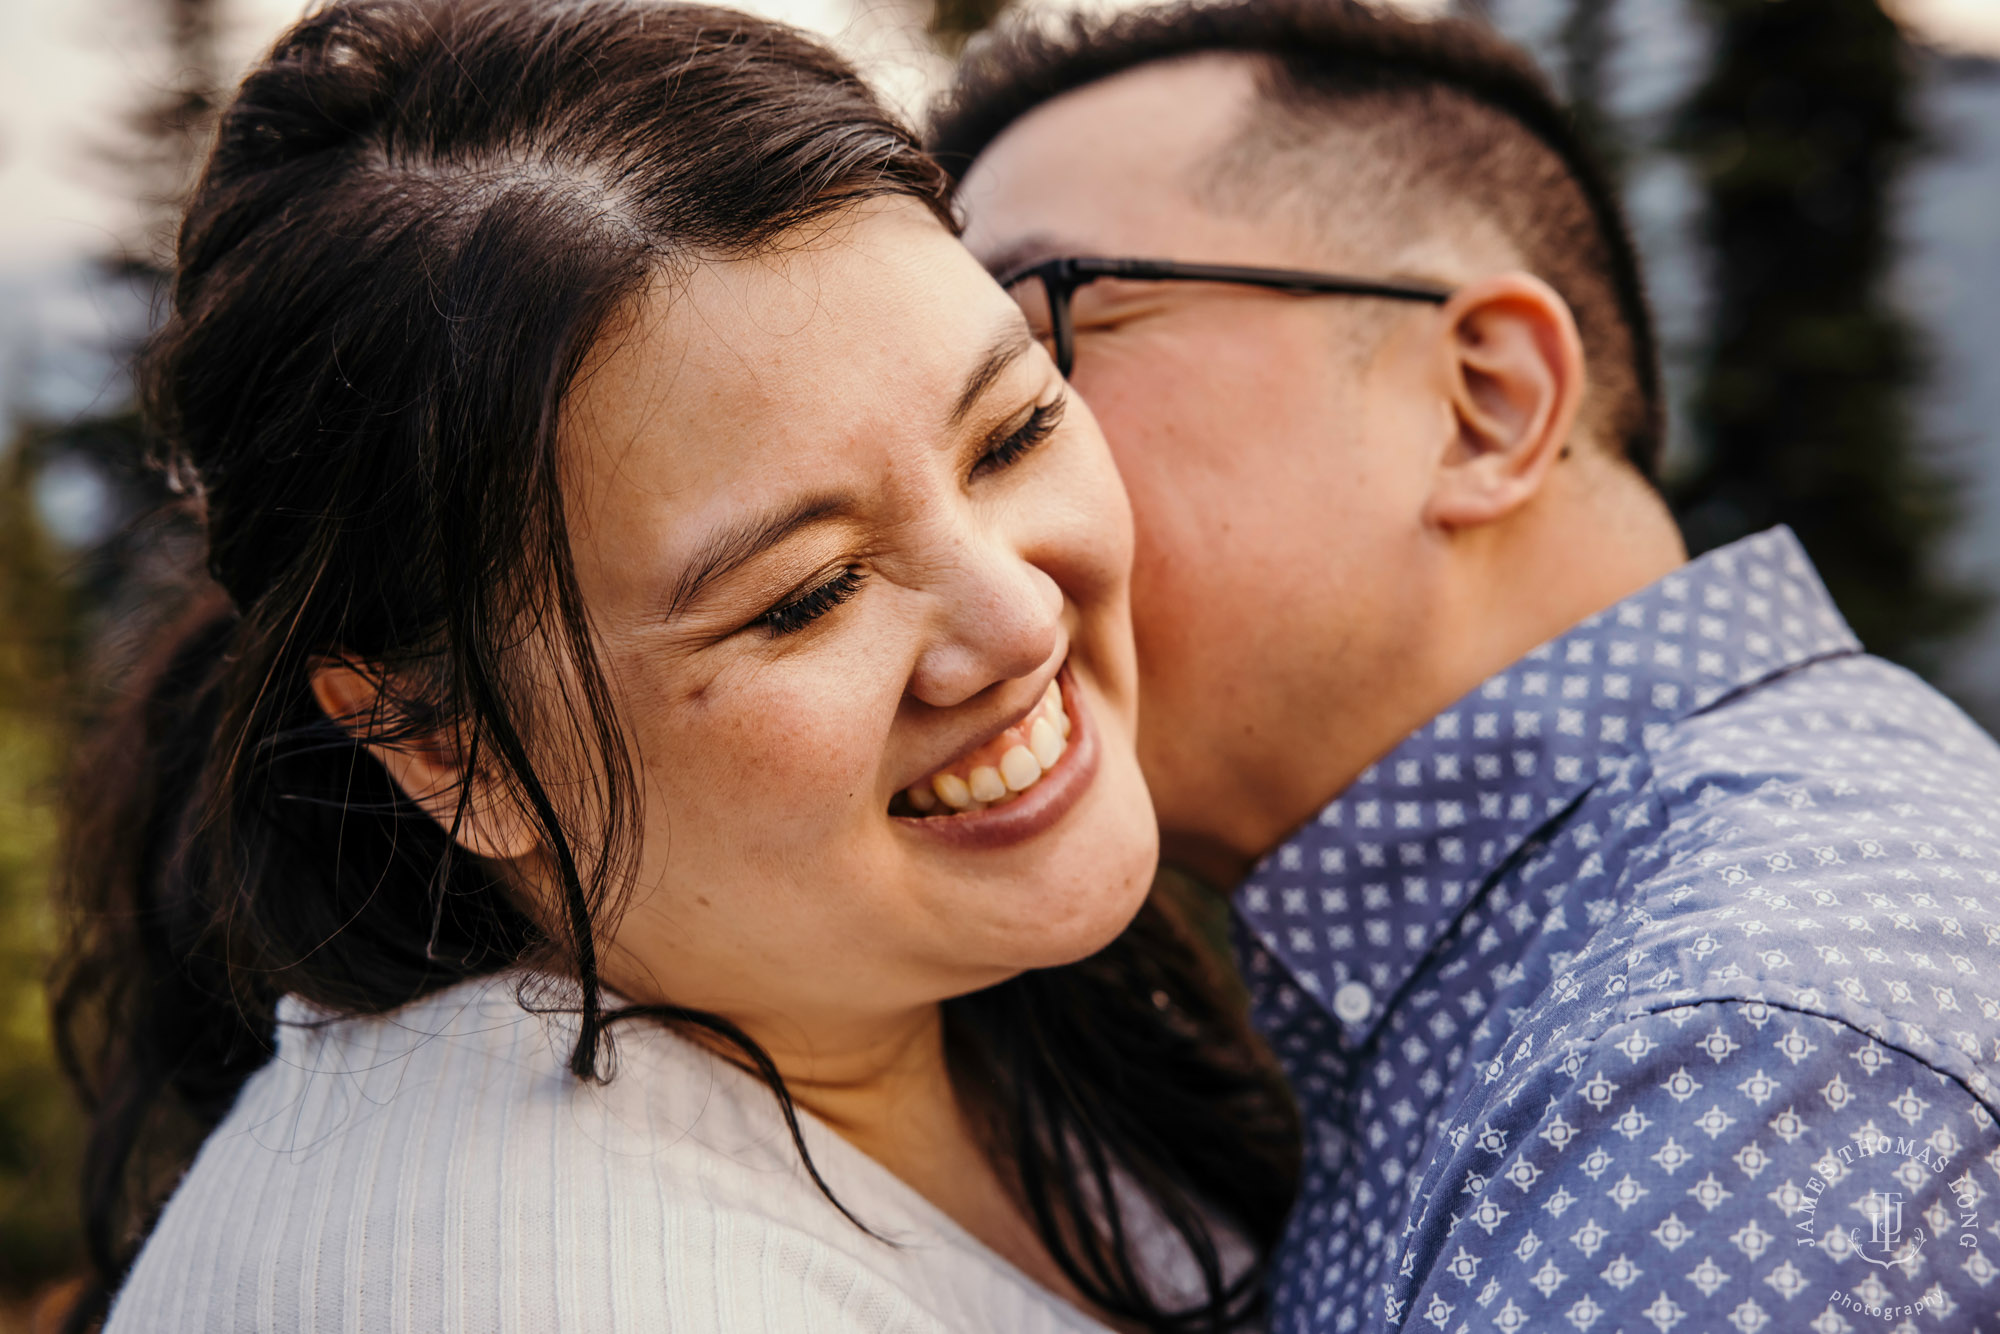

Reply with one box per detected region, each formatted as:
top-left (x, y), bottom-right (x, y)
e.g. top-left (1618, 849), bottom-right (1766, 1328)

top-left (52, 586), bottom-right (267, 1326)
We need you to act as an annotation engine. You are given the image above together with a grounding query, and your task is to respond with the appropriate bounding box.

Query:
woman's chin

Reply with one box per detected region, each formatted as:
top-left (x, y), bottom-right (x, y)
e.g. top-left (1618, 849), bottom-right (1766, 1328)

top-left (1037, 710), bottom-right (1157, 961)
top-left (977, 755), bottom-right (1159, 973)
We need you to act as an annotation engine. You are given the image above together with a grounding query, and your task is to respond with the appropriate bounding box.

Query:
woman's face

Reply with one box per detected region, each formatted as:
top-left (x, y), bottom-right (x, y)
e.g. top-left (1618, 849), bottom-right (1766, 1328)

top-left (557, 199), bottom-right (1155, 1036)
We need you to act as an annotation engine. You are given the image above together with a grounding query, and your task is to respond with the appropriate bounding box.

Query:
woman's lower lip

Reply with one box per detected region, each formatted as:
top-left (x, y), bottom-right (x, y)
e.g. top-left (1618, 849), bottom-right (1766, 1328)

top-left (890, 672), bottom-right (1099, 851)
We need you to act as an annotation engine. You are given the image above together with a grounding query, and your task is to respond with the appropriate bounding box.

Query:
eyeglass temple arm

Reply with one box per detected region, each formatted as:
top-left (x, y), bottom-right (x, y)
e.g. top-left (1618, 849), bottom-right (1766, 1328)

top-left (1050, 257), bottom-right (1453, 304)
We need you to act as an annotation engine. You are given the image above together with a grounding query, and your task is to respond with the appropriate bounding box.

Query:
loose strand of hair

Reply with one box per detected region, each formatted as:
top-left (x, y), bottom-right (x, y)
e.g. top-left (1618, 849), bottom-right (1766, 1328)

top-left (596, 1001), bottom-right (892, 1242)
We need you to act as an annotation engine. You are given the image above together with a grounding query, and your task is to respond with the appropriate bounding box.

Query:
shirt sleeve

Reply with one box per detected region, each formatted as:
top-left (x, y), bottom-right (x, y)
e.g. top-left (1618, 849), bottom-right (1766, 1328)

top-left (1387, 999), bottom-right (2000, 1333)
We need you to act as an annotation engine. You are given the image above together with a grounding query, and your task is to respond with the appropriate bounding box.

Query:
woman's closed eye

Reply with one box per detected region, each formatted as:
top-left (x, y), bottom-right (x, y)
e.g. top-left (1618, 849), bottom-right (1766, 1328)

top-left (744, 392), bottom-right (1066, 639)
top-left (972, 394), bottom-right (1066, 480)
top-left (754, 565), bottom-right (867, 638)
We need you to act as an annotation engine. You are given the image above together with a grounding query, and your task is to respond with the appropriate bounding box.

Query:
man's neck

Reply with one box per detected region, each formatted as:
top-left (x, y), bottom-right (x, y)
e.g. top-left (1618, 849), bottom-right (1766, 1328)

top-left (1190, 476), bottom-right (1686, 891)
top-left (1440, 474), bottom-right (1686, 703)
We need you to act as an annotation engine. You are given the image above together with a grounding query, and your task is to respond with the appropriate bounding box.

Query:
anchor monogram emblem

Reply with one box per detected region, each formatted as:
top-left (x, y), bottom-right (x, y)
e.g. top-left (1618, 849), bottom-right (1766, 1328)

top-left (1848, 1190), bottom-right (1927, 1268)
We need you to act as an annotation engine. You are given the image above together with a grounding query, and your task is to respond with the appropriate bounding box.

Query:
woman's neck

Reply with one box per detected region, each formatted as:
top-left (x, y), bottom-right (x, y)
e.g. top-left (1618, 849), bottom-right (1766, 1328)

top-left (732, 1001), bottom-right (1124, 1329)
top-left (594, 959), bottom-right (1129, 1328)
top-left (760, 1003), bottom-right (962, 1168)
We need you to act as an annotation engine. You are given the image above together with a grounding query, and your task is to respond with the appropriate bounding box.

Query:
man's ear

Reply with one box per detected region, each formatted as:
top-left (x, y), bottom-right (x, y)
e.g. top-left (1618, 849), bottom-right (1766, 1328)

top-left (1423, 271), bottom-right (1586, 530)
top-left (309, 661), bottom-right (543, 862)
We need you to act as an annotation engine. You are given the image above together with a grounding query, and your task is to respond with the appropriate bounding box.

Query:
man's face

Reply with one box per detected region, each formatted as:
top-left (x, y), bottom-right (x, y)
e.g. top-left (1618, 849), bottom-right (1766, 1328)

top-left (959, 56), bottom-right (1445, 876)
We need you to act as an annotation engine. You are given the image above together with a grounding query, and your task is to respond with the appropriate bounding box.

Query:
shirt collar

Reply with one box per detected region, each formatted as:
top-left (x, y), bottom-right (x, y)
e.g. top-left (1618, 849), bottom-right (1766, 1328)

top-left (1232, 526), bottom-right (1860, 1048)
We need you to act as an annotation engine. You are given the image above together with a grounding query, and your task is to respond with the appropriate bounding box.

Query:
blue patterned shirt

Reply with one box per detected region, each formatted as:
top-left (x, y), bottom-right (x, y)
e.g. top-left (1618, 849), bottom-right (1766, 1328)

top-left (1235, 528), bottom-right (2000, 1334)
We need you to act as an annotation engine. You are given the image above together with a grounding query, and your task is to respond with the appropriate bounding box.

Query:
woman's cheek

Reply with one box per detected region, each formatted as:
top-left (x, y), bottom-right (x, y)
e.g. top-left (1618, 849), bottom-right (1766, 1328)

top-left (647, 656), bottom-right (888, 832)
top-left (1048, 409), bottom-right (1135, 598)
top-left (1052, 426), bottom-right (1140, 694)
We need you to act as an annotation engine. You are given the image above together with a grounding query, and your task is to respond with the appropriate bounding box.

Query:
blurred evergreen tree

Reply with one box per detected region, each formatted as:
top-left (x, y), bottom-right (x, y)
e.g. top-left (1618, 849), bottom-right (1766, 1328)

top-left (1557, 0), bottom-right (1623, 180)
top-left (124, 0), bottom-right (224, 275)
top-left (1670, 0), bottom-right (1984, 678)
top-left (0, 0), bottom-right (221, 1309)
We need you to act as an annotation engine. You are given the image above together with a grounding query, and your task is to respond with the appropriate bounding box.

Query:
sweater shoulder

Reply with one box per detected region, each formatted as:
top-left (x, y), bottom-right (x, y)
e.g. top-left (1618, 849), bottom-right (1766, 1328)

top-left (107, 977), bottom-right (1102, 1333)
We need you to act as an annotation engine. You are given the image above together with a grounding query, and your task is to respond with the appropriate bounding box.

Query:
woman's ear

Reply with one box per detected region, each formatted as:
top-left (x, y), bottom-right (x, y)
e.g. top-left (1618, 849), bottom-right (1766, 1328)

top-left (1423, 271), bottom-right (1587, 530)
top-left (309, 661), bottom-right (543, 862)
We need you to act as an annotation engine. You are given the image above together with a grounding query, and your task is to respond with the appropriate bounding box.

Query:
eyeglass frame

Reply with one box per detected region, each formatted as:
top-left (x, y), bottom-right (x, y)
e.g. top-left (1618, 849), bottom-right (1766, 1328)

top-left (995, 256), bottom-right (1455, 377)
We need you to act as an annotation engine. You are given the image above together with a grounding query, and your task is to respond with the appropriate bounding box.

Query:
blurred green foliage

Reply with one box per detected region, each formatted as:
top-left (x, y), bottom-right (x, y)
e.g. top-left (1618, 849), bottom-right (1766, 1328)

top-left (929, 0), bottom-right (1016, 55)
top-left (0, 434), bottom-right (85, 1295)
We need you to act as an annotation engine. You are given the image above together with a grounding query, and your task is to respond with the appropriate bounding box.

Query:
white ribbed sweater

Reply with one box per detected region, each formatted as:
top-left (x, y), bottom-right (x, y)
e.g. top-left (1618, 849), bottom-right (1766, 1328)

top-left (108, 975), bottom-right (1223, 1333)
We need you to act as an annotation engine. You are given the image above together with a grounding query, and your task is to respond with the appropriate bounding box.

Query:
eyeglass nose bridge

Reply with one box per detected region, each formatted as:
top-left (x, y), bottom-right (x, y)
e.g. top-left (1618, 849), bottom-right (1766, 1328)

top-left (1003, 260), bottom-right (1086, 378)
top-left (1040, 259), bottom-right (1124, 377)
top-left (1047, 271), bottom-right (1079, 377)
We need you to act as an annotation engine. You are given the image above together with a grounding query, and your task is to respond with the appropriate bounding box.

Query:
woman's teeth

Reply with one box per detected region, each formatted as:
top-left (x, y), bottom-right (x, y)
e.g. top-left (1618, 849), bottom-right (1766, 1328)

top-left (970, 763), bottom-right (1011, 802)
top-left (902, 680), bottom-right (1071, 817)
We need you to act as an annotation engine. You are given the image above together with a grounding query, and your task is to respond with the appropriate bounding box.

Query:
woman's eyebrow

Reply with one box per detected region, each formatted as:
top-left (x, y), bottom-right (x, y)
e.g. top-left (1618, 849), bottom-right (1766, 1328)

top-left (666, 324), bottom-right (1031, 621)
top-left (666, 492), bottom-right (850, 618)
top-left (949, 325), bottom-right (1034, 426)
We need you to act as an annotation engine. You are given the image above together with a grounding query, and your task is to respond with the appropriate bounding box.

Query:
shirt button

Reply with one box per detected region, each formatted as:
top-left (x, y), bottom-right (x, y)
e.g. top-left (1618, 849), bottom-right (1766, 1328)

top-left (1332, 981), bottom-right (1373, 1025)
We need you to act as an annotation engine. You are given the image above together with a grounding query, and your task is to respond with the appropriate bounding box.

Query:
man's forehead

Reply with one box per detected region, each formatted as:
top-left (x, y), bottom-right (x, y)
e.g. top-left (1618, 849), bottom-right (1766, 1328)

top-left (957, 53), bottom-right (1266, 267)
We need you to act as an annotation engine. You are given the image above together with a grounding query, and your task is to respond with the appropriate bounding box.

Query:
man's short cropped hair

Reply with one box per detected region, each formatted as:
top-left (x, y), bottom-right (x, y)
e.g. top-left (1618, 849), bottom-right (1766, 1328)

top-left (929, 0), bottom-right (1664, 478)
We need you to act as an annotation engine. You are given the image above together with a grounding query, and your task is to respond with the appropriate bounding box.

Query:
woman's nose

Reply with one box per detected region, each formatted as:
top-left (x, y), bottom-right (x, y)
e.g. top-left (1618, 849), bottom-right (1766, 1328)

top-left (908, 550), bottom-right (1064, 710)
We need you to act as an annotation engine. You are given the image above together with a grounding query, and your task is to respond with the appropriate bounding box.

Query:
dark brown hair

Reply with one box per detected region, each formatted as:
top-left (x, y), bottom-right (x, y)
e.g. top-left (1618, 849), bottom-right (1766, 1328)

top-left (928, 0), bottom-right (1664, 477)
top-left (51, 2), bottom-right (1296, 1329)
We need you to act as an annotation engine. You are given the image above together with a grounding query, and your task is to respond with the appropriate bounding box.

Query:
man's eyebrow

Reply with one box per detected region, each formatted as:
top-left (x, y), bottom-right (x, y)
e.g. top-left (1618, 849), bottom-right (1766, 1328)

top-left (666, 492), bottom-right (850, 619)
top-left (950, 326), bottom-right (1034, 427)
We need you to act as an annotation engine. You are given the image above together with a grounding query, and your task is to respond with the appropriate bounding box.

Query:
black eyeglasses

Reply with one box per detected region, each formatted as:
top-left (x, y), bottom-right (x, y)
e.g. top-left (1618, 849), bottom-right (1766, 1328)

top-left (996, 256), bottom-right (1454, 377)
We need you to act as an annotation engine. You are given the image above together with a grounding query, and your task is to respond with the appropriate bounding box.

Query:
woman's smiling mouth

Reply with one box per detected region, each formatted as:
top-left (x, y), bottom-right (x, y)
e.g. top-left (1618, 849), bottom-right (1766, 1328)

top-left (896, 672), bottom-right (1072, 820)
top-left (888, 668), bottom-right (1101, 851)
top-left (894, 675), bottom-right (1073, 817)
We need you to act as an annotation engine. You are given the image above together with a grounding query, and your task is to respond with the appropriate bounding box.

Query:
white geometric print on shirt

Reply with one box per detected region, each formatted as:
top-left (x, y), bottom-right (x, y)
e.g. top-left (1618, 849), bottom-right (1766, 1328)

top-left (1235, 528), bottom-right (2000, 1334)
top-left (1393, 1003), bottom-right (1998, 1333)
